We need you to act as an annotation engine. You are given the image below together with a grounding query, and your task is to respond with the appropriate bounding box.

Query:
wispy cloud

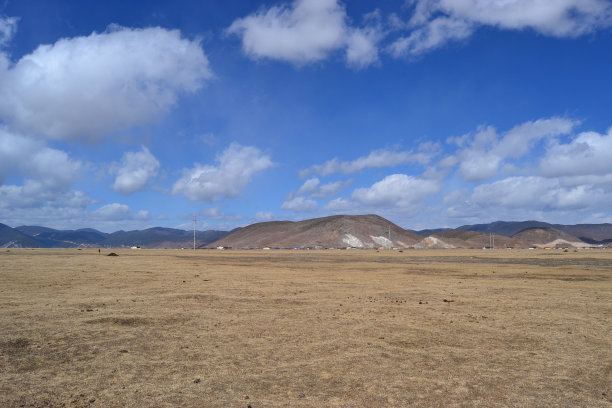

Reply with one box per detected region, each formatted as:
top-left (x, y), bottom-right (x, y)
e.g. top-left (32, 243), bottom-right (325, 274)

top-left (390, 0), bottom-right (612, 57)
top-left (301, 146), bottom-right (436, 177)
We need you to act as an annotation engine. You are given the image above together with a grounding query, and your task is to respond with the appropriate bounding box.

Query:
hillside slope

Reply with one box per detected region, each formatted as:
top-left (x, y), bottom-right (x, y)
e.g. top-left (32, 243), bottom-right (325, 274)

top-left (512, 227), bottom-right (581, 245)
top-left (0, 223), bottom-right (42, 248)
top-left (211, 214), bottom-right (421, 249)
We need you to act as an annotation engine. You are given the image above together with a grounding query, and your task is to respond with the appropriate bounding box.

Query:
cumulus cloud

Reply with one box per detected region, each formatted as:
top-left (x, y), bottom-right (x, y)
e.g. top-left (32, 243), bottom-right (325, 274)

top-left (472, 176), bottom-right (611, 211)
top-left (443, 172), bottom-right (612, 224)
top-left (93, 203), bottom-right (131, 220)
top-left (0, 196), bottom-right (153, 231)
top-left (540, 128), bottom-right (612, 177)
top-left (227, 0), bottom-right (345, 65)
top-left (301, 146), bottom-right (435, 177)
top-left (229, 0), bottom-right (612, 65)
top-left (172, 143), bottom-right (273, 202)
top-left (281, 196), bottom-right (318, 212)
top-left (448, 117), bottom-right (577, 182)
top-left (0, 126), bottom-right (82, 189)
top-left (227, 0), bottom-right (382, 68)
top-left (0, 25), bottom-right (212, 142)
top-left (0, 127), bottom-right (39, 183)
top-left (391, 0), bottom-right (612, 57)
top-left (352, 174), bottom-right (440, 207)
top-left (319, 173), bottom-right (440, 221)
top-left (351, 173), bottom-right (440, 209)
top-left (0, 181), bottom-right (90, 210)
top-left (0, 187), bottom-right (95, 230)
top-left (134, 210), bottom-right (151, 220)
top-left (111, 146), bottom-right (160, 195)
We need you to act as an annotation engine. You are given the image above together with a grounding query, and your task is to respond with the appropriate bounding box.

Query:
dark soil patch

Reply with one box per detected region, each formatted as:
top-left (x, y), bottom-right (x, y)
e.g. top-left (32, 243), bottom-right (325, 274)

top-left (2, 337), bottom-right (30, 351)
top-left (85, 317), bottom-right (151, 326)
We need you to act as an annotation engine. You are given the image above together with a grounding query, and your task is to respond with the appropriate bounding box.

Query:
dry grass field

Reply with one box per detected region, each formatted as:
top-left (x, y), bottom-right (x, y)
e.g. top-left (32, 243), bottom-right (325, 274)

top-left (1, 248), bottom-right (611, 407)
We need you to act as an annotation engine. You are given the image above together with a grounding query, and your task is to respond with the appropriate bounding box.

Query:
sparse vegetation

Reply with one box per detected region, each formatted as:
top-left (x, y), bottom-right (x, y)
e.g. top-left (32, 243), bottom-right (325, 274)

top-left (1, 248), bottom-right (611, 407)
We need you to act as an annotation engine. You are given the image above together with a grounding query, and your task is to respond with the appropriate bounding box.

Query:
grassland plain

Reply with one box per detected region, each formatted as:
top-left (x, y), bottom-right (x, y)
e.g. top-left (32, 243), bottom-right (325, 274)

top-left (0, 248), bottom-right (611, 407)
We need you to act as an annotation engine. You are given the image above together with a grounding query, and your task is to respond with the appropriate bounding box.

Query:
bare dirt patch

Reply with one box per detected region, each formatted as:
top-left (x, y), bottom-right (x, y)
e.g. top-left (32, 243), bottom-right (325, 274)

top-left (1, 248), bottom-right (611, 407)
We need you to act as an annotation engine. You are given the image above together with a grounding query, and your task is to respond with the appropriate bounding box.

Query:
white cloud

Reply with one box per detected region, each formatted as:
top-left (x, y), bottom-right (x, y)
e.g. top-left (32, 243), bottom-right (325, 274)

top-left (352, 173), bottom-right (440, 209)
top-left (540, 128), bottom-right (612, 177)
top-left (472, 176), bottom-right (611, 211)
top-left (443, 173), bottom-right (612, 225)
top-left (346, 27), bottom-right (380, 68)
top-left (294, 176), bottom-right (351, 198)
top-left (432, 0), bottom-right (612, 37)
top-left (0, 25), bottom-right (212, 142)
top-left (93, 203), bottom-right (131, 220)
top-left (0, 181), bottom-right (90, 210)
top-left (254, 211), bottom-right (275, 222)
top-left (172, 143), bottom-right (273, 202)
top-left (227, 0), bottom-right (382, 68)
top-left (391, 0), bottom-right (612, 57)
top-left (0, 197), bottom-right (154, 232)
top-left (301, 146), bottom-right (434, 177)
top-left (448, 117), bottom-right (577, 182)
top-left (27, 146), bottom-right (82, 190)
top-left (324, 197), bottom-right (355, 212)
top-left (346, 12), bottom-right (384, 68)
top-left (111, 146), bottom-right (160, 195)
top-left (281, 196), bottom-right (318, 212)
top-left (389, 16), bottom-right (474, 57)
top-left (229, 0), bottom-right (612, 65)
top-left (0, 127), bottom-right (82, 189)
top-left (0, 16), bottom-right (18, 47)
top-left (0, 127), bottom-right (38, 183)
top-left (227, 0), bottom-right (346, 65)
top-left (134, 210), bottom-right (151, 221)
top-left (313, 180), bottom-right (352, 198)
top-left (199, 207), bottom-right (243, 221)
top-left (296, 177), bottom-right (320, 195)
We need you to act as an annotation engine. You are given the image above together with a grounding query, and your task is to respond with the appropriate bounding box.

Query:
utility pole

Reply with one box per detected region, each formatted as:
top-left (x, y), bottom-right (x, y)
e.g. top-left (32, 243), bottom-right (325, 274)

top-left (193, 214), bottom-right (197, 251)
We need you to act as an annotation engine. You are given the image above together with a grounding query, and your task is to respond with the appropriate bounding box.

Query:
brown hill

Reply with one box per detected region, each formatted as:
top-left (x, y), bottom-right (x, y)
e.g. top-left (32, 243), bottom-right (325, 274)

top-left (210, 214), bottom-right (421, 249)
top-left (511, 227), bottom-right (583, 245)
top-left (433, 230), bottom-right (530, 248)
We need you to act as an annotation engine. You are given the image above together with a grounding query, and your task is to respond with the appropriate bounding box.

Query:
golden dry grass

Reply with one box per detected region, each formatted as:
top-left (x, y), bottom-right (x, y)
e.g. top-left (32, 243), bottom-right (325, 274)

top-left (1, 248), bottom-right (611, 407)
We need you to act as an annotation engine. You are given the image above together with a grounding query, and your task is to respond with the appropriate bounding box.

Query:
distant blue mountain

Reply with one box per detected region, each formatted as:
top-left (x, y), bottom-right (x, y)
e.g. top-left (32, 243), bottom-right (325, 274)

top-left (2, 224), bottom-right (229, 248)
top-left (457, 221), bottom-right (612, 244)
top-left (0, 223), bottom-right (43, 248)
top-left (2, 218), bottom-right (612, 248)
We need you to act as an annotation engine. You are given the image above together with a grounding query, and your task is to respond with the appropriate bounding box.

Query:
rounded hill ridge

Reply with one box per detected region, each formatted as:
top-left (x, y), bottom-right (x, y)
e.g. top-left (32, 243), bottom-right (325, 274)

top-left (211, 214), bottom-right (420, 249)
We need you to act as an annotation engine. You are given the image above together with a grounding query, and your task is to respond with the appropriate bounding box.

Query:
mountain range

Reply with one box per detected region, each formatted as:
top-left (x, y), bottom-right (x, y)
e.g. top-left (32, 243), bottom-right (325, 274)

top-left (2, 216), bottom-right (612, 249)
top-left (0, 223), bottom-right (229, 249)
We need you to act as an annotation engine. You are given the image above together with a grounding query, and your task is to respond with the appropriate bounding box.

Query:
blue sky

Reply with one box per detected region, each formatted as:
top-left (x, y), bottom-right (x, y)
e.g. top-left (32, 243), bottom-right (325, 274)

top-left (1, 0), bottom-right (612, 232)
